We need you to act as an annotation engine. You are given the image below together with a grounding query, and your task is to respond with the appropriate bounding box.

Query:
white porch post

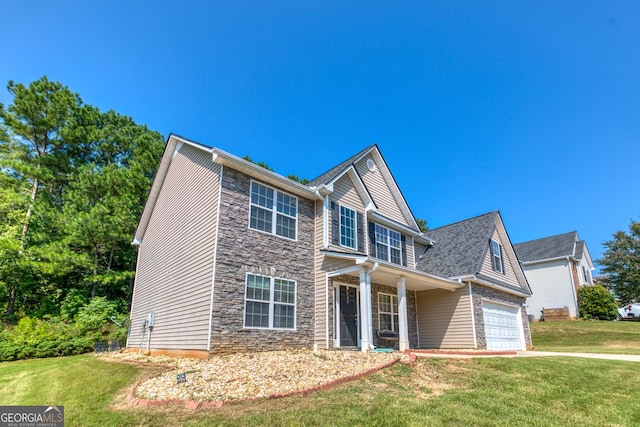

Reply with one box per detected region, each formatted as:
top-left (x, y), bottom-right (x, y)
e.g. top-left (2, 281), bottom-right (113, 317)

top-left (397, 277), bottom-right (409, 351)
top-left (359, 270), bottom-right (371, 351)
top-left (365, 271), bottom-right (374, 350)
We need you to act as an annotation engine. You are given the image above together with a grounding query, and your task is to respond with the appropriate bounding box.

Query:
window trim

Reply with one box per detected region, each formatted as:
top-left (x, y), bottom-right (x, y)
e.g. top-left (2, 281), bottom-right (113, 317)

top-left (243, 272), bottom-right (297, 330)
top-left (339, 204), bottom-right (357, 249)
top-left (490, 239), bottom-right (504, 274)
top-left (249, 180), bottom-right (298, 241)
top-left (373, 223), bottom-right (403, 265)
top-left (378, 292), bottom-right (399, 332)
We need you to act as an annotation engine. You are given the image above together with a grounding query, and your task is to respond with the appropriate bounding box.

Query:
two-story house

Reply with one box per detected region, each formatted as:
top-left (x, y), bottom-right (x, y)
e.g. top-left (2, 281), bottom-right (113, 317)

top-left (127, 135), bottom-right (532, 356)
top-left (514, 231), bottom-right (595, 320)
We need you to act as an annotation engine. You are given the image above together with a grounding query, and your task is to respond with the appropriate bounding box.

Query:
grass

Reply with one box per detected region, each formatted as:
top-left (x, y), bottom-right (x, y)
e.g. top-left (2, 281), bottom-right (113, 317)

top-left (2, 352), bottom-right (640, 426)
top-left (530, 319), bottom-right (640, 354)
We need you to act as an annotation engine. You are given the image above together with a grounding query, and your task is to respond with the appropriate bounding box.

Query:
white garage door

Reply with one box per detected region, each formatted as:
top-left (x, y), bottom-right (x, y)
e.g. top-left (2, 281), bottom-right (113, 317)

top-left (482, 302), bottom-right (522, 351)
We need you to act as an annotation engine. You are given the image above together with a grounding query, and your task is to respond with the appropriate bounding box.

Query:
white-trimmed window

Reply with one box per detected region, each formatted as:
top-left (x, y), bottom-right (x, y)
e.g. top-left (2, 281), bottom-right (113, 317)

top-left (374, 224), bottom-right (402, 265)
top-left (378, 293), bottom-right (399, 332)
top-left (340, 205), bottom-right (357, 249)
top-left (244, 273), bottom-right (296, 329)
top-left (249, 181), bottom-right (297, 240)
top-left (490, 239), bottom-right (504, 274)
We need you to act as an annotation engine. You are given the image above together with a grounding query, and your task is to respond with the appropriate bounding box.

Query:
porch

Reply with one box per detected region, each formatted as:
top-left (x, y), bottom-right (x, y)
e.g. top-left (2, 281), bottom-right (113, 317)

top-left (322, 253), bottom-right (464, 352)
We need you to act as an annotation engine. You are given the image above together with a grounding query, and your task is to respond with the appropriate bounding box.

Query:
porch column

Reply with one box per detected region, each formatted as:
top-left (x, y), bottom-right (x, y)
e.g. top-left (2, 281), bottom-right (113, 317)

top-left (365, 271), bottom-right (374, 350)
top-left (359, 270), bottom-right (371, 351)
top-left (397, 277), bottom-right (409, 351)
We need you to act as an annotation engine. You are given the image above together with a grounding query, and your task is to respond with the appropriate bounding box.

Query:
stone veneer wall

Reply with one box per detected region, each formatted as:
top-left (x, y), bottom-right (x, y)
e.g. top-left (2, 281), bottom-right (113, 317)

top-left (209, 167), bottom-right (316, 354)
top-left (470, 284), bottom-right (533, 350)
top-left (329, 276), bottom-right (419, 350)
top-left (371, 283), bottom-right (419, 350)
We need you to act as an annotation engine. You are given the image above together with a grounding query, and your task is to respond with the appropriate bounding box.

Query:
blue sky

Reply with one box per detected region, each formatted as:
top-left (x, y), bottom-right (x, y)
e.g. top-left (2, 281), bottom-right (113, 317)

top-left (2, 1), bottom-right (639, 272)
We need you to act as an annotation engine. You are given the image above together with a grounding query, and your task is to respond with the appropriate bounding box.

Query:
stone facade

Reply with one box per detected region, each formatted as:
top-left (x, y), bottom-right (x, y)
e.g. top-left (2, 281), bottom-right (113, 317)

top-left (371, 283), bottom-right (419, 349)
top-left (470, 284), bottom-right (533, 350)
top-left (209, 167), bottom-right (316, 354)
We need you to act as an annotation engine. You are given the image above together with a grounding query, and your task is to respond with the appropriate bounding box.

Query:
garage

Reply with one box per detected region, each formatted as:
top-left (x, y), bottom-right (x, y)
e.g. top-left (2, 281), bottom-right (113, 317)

top-left (482, 302), bottom-right (523, 350)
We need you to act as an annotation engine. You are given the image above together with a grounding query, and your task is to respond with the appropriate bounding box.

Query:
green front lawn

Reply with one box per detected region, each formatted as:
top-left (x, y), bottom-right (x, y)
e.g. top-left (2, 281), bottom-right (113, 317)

top-left (530, 320), bottom-right (640, 354)
top-left (1, 354), bottom-right (639, 426)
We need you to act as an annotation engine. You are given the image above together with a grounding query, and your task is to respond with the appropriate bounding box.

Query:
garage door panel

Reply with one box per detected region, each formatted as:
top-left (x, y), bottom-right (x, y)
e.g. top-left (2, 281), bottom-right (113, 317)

top-left (482, 302), bottom-right (522, 351)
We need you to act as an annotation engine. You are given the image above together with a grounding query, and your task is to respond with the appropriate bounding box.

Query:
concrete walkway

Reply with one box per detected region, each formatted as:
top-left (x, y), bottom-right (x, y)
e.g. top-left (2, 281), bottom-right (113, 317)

top-left (412, 350), bottom-right (640, 363)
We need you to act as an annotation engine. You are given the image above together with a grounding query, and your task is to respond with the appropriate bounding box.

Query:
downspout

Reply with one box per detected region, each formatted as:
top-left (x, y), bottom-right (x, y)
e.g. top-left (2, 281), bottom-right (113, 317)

top-left (323, 194), bottom-right (329, 249)
top-left (566, 256), bottom-right (579, 318)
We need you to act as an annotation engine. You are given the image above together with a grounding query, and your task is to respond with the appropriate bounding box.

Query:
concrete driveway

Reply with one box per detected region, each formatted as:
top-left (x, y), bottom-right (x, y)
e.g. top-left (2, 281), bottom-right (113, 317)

top-left (412, 351), bottom-right (640, 362)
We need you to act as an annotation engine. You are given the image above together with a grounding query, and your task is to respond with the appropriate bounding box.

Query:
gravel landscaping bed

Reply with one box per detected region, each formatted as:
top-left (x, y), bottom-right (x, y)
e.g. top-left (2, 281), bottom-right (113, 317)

top-left (103, 350), bottom-right (403, 402)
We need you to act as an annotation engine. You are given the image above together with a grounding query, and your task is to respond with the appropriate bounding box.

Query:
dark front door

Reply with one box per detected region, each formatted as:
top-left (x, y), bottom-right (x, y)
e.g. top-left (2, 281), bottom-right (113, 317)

top-left (339, 286), bottom-right (358, 347)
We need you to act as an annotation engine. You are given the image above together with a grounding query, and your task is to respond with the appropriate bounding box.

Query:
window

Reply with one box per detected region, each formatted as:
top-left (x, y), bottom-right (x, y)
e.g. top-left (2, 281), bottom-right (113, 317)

top-left (340, 205), bottom-right (357, 249)
top-left (378, 293), bottom-right (399, 332)
top-left (244, 273), bottom-right (296, 329)
top-left (374, 224), bottom-right (402, 265)
top-left (490, 239), bottom-right (503, 274)
top-left (249, 181), bottom-right (297, 239)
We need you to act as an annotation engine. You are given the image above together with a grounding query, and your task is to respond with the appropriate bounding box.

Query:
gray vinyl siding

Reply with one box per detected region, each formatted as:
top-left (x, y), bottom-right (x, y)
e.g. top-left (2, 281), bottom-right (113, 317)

top-left (354, 154), bottom-right (408, 226)
top-left (480, 228), bottom-right (519, 285)
top-left (328, 175), bottom-right (365, 253)
top-left (416, 287), bottom-right (475, 349)
top-left (128, 144), bottom-right (220, 351)
top-left (314, 199), bottom-right (328, 347)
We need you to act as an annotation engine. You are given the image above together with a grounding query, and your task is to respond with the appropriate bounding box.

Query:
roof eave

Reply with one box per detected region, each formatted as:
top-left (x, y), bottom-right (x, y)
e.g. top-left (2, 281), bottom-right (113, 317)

top-left (211, 147), bottom-right (320, 200)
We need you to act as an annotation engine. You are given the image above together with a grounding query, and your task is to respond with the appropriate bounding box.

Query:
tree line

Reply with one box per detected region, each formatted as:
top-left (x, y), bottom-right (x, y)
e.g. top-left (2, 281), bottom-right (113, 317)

top-left (0, 76), bottom-right (165, 323)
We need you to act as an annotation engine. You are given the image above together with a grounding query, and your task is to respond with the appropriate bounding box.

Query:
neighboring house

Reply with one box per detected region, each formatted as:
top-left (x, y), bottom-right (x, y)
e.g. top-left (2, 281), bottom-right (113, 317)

top-left (127, 134), bottom-right (532, 357)
top-left (514, 232), bottom-right (595, 320)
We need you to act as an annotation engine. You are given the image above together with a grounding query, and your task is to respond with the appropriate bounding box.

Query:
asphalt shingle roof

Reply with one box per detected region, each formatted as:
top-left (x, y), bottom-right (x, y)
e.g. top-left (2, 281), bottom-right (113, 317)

top-left (416, 211), bottom-right (498, 278)
top-left (513, 231), bottom-right (579, 262)
top-left (307, 144), bottom-right (376, 187)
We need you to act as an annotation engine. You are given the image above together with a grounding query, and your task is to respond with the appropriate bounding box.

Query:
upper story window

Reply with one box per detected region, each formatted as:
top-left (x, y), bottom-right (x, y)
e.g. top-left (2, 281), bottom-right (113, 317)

top-left (249, 181), bottom-right (297, 240)
top-left (244, 273), bottom-right (296, 330)
top-left (582, 266), bottom-right (591, 284)
top-left (374, 224), bottom-right (402, 265)
top-left (378, 293), bottom-right (399, 332)
top-left (368, 222), bottom-right (406, 266)
top-left (340, 205), bottom-right (357, 249)
top-left (490, 239), bottom-right (504, 274)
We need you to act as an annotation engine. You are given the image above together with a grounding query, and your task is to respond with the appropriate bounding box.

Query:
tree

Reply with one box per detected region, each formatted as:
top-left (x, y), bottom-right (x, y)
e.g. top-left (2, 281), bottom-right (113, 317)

top-left (578, 285), bottom-right (618, 320)
top-left (416, 218), bottom-right (428, 232)
top-left (0, 76), bottom-right (164, 319)
top-left (0, 77), bottom-right (81, 317)
top-left (598, 219), bottom-right (640, 304)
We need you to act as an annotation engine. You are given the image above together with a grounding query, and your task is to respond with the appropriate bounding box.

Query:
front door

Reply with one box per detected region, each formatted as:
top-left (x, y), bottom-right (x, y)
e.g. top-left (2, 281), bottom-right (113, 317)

top-left (339, 286), bottom-right (358, 346)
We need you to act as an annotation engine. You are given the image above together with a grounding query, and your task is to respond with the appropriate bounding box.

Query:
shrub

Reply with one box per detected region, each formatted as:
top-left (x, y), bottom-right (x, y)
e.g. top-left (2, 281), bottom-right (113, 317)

top-left (0, 298), bottom-right (126, 361)
top-left (578, 285), bottom-right (619, 320)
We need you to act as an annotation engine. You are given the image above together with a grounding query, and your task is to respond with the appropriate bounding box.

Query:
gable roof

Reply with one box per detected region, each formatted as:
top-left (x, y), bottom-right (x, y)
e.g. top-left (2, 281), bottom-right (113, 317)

top-left (416, 211), bottom-right (499, 278)
top-left (513, 231), bottom-right (581, 262)
top-left (307, 145), bottom-right (377, 187)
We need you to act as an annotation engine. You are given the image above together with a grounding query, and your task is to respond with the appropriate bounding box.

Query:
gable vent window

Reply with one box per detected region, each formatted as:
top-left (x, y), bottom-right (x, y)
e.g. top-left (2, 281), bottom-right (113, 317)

top-left (249, 181), bottom-right (297, 240)
top-left (490, 239), bottom-right (504, 274)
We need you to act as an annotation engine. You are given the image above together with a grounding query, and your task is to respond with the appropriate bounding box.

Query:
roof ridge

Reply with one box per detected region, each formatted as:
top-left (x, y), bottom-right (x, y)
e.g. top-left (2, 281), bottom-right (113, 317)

top-left (426, 211), bottom-right (499, 232)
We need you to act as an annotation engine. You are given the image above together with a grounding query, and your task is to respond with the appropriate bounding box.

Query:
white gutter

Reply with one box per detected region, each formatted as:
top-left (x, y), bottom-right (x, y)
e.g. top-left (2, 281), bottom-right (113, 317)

top-left (211, 147), bottom-right (320, 200)
top-left (454, 275), bottom-right (531, 297)
top-left (369, 212), bottom-right (434, 244)
top-left (520, 255), bottom-right (578, 266)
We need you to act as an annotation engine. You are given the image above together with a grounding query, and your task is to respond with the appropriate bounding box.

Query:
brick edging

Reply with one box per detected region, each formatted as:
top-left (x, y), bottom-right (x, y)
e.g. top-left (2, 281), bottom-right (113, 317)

top-left (124, 355), bottom-right (404, 410)
top-left (407, 349), bottom-right (517, 356)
